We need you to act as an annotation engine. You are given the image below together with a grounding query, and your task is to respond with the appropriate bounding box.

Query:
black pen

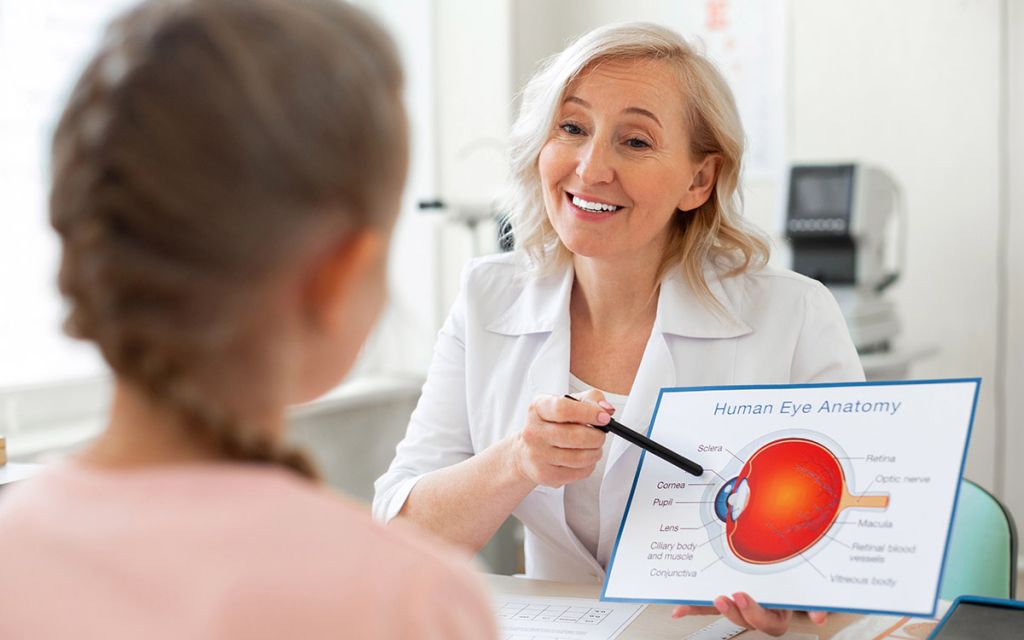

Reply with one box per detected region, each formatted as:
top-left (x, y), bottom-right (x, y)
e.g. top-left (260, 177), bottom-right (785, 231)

top-left (564, 394), bottom-right (704, 477)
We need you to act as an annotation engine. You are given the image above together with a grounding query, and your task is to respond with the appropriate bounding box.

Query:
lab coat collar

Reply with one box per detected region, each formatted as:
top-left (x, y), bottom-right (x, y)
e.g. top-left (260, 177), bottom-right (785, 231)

top-left (657, 266), bottom-right (752, 339)
top-left (486, 259), bottom-right (752, 339)
top-left (485, 264), bottom-right (574, 336)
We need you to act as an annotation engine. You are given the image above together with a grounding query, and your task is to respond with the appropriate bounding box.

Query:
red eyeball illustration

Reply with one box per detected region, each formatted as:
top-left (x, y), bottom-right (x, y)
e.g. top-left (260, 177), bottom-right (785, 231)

top-left (714, 437), bottom-right (889, 564)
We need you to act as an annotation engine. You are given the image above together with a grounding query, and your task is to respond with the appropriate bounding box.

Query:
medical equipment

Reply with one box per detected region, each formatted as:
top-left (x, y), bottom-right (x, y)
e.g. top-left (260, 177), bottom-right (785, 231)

top-left (785, 163), bottom-right (904, 353)
top-left (418, 199), bottom-right (510, 254)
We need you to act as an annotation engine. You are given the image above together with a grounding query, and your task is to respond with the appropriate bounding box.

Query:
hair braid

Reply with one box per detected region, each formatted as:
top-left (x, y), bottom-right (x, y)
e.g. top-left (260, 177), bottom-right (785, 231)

top-left (49, 0), bottom-right (406, 482)
top-left (151, 361), bottom-right (321, 481)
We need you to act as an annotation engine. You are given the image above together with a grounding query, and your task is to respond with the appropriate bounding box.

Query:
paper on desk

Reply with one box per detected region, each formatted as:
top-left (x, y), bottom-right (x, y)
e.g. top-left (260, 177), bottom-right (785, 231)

top-left (830, 599), bottom-right (950, 640)
top-left (0, 462), bottom-right (43, 486)
top-left (494, 594), bottom-right (644, 640)
top-left (683, 617), bottom-right (818, 640)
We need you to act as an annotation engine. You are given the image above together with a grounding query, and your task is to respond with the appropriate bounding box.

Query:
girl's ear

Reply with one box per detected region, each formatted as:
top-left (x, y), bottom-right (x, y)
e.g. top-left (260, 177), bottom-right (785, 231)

top-left (303, 228), bottom-right (385, 332)
top-left (677, 153), bottom-right (722, 212)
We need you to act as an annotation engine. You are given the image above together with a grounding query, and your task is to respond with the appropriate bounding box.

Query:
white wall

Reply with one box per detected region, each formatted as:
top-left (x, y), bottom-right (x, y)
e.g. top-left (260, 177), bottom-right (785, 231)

top-left (1003, 0), bottom-right (1024, 535)
top-left (349, 0), bottom-right (445, 377)
top-left (0, 0), bottom-right (139, 388)
top-left (788, 0), bottom-right (1005, 490)
top-left (432, 0), bottom-right (513, 316)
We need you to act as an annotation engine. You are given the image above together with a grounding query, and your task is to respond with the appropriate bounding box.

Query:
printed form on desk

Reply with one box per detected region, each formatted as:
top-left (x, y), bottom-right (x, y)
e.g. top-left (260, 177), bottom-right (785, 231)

top-left (494, 594), bottom-right (644, 640)
top-left (683, 617), bottom-right (819, 639)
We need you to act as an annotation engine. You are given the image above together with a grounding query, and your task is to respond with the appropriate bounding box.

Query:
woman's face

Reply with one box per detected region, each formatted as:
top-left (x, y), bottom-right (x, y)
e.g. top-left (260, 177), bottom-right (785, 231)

top-left (538, 58), bottom-right (715, 263)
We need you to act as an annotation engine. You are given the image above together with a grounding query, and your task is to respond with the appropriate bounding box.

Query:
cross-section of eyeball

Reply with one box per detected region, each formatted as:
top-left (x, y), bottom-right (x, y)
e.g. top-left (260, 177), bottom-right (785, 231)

top-left (717, 437), bottom-right (890, 565)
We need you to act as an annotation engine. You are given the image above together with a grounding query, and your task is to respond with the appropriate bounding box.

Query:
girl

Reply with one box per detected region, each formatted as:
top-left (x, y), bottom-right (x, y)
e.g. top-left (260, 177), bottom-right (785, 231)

top-left (0, 1), bottom-right (495, 638)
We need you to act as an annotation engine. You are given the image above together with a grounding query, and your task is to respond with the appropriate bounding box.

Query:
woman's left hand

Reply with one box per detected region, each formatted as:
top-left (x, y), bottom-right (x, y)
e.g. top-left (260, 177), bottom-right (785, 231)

top-left (671, 593), bottom-right (827, 638)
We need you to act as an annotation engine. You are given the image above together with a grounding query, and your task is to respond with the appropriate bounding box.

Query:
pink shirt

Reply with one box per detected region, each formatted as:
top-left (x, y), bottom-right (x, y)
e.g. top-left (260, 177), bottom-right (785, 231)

top-left (0, 459), bottom-right (496, 639)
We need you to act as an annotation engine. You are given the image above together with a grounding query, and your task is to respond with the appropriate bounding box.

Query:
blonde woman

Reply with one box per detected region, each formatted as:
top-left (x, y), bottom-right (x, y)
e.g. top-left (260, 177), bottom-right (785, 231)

top-left (0, 1), bottom-right (495, 638)
top-left (375, 23), bottom-right (861, 635)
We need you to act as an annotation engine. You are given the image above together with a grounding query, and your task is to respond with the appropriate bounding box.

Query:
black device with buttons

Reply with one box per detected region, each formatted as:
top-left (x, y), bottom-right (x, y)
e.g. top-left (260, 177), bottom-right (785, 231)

top-left (785, 164), bottom-right (857, 285)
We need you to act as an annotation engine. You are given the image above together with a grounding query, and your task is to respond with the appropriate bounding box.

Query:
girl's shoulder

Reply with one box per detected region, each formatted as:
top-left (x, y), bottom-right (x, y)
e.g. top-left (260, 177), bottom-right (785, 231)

top-left (0, 459), bottom-right (494, 637)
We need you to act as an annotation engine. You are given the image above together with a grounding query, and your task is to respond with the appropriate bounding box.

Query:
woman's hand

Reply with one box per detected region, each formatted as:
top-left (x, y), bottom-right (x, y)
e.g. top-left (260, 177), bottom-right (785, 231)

top-left (671, 594), bottom-right (827, 638)
top-left (507, 391), bottom-right (612, 488)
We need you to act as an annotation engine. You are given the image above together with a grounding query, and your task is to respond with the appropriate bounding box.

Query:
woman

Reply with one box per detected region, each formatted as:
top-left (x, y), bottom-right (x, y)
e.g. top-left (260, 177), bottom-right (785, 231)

top-left (0, 1), bottom-right (495, 638)
top-left (374, 22), bottom-right (861, 636)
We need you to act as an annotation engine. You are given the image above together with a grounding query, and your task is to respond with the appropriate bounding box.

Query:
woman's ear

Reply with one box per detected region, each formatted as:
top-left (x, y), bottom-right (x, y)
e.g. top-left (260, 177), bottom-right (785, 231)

top-left (303, 228), bottom-right (386, 333)
top-left (677, 153), bottom-right (722, 212)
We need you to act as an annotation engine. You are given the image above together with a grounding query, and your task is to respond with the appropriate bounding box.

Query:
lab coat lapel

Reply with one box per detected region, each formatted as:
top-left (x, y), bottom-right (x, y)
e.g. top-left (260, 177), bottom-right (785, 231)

top-left (516, 265), bottom-right (606, 578)
top-left (523, 271), bottom-right (572, 399)
top-left (489, 261), bottom-right (574, 413)
top-left (594, 326), bottom-right (676, 572)
top-left (602, 326), bottom-right (677, 483)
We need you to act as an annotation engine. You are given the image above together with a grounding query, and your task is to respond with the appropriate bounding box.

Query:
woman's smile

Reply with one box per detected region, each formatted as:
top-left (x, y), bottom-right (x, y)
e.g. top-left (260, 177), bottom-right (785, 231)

top-left (564, 191), bottom-right (627, 222)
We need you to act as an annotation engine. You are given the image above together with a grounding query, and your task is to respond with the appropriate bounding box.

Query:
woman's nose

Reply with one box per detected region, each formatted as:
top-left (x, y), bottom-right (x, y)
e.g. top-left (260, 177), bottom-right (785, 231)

top-left (575, 140), bottom-right (615, 185)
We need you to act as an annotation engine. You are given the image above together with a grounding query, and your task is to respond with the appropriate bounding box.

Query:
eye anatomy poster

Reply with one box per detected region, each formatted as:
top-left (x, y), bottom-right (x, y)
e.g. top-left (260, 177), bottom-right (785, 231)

top-left (602, 379), bottom-right (980, 618)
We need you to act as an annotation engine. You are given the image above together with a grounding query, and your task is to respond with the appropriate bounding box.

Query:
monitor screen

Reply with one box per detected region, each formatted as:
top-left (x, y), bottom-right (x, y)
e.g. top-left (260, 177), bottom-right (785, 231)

top-left (789, 166), bottom-right (854, 220)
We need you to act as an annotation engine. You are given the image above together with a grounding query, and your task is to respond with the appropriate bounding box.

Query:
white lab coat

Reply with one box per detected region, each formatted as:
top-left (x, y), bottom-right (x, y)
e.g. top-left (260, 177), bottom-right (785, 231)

top-left (373, 253), bottom-right (864, 584)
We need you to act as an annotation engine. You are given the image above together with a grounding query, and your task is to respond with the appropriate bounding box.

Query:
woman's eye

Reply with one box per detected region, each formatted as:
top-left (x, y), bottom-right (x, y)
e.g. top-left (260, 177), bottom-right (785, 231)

top-left (560, 123), bottom-right (583, 135)
top-left (625, 137), bottom-right (650, 149)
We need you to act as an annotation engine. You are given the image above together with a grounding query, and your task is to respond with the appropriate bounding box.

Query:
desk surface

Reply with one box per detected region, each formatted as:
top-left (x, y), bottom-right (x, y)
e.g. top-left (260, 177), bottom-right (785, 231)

top-left (486, 574), bottom-right (861, 639)
top-left (0, 462), bottom-right (43, 486)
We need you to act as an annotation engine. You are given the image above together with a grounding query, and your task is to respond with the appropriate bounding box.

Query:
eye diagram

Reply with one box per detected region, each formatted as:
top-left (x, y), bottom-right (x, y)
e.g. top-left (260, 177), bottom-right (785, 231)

top-left (713, 437), bottom-right (889, 564)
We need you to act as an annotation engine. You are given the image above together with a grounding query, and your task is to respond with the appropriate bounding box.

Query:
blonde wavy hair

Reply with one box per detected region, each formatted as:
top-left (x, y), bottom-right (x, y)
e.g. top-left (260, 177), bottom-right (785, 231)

top-left (505, 22), bottom-right (769, 305)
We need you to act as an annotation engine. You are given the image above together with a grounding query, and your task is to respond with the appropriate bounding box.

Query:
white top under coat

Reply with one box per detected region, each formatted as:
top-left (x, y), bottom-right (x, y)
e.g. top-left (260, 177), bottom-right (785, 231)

top-left (565, 373), bottom-right (629, 566)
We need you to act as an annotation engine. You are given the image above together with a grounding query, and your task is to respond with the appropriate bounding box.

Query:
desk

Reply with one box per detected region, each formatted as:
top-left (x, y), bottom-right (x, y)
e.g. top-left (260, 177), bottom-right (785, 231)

top-left (0, 462), bottom-right (43, 487)
top-left (486, 574), bottom-right (861, 639)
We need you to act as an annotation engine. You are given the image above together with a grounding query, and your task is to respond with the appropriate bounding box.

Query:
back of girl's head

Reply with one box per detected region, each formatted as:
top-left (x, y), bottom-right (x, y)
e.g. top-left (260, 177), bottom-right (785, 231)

top-left (50, 0), bottom-right (407, 479)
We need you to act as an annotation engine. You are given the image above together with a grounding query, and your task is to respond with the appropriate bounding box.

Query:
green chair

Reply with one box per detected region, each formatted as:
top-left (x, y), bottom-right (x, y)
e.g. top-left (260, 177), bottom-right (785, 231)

top-left (939, 479), bottom-right (1018, 601)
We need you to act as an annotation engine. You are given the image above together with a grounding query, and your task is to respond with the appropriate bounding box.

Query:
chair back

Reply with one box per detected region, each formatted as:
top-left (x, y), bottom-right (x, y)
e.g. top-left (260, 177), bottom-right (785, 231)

top-left (939, 479), bottom-right (1018, 600)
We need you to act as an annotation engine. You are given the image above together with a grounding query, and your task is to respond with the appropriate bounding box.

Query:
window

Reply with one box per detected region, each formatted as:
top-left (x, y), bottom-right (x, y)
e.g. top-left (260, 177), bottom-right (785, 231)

top-left (0, 0), bottom-right (439, 460)
top-left (0, 1), bottom-right (141, 389)
top-left (0, 0), bottom-right (438, 392)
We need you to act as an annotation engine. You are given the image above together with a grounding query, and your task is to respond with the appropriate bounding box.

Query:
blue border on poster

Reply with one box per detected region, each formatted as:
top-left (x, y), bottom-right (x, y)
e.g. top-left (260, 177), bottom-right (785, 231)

top-left (599, 378), bottom-right (982, 619)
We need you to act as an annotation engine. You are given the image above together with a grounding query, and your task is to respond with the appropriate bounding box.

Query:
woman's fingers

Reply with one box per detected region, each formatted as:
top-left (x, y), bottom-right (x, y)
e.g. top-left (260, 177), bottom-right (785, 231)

top-left (577, 388), bottom-right (615, 414)
top-left (545, 443), bottom-right (604, 469)
top-left (672, 594), bottom-right (823, 637)
top-left (515, 393), bottom-right (613, 487)
top-left (533, 421), bottom-right (606, 449)
top-left (525, 395), bottom-right (607, 449)
top-left (712, 596), bottom-right (751, 630)
top-left (716, 593), bottom-right (792, 637)
top-left (521, 417), bottom-right (604, 452)
top-left (673, 596), bottom-right (827, 634)
top-left (532, 465), bottom-right (591, 487)
top-left (531, 394), bottom-right (610, 427)
top-left (670, 604), bottom-right (719, 618)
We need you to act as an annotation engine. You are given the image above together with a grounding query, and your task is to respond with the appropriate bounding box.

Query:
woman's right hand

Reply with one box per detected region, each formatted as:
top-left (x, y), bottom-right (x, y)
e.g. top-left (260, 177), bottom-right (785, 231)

top-left (507, 391), bottom-right (613, 488)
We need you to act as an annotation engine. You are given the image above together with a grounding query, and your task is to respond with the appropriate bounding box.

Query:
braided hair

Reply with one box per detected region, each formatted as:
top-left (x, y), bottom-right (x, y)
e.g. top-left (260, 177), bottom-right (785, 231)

top-left (50, 0), bottom-right (407, 480)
